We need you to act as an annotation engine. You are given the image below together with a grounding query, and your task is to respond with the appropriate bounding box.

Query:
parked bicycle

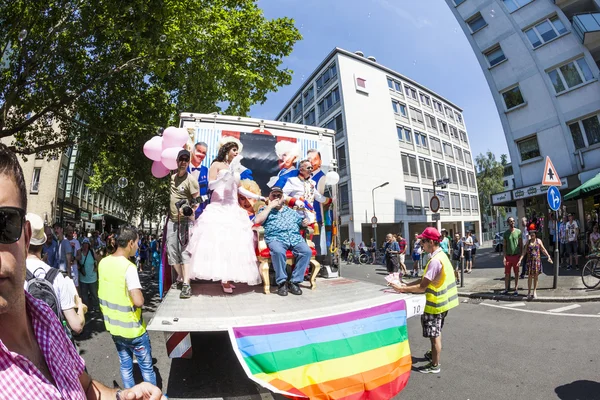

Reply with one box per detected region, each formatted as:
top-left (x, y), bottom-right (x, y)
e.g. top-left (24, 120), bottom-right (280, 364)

top-left (358, 248), bottom-right (385, 265)
top-left (581, 252), bottom-right (600, 289)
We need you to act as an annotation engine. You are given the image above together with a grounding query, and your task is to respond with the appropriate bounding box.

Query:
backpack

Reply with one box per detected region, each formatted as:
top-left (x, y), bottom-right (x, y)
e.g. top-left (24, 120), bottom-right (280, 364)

top-left (26, 267), bottom-right (62, 319)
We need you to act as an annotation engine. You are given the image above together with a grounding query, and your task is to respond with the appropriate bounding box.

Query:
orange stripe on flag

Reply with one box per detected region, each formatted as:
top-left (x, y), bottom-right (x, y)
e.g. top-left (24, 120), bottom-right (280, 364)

top-left (337, 370), bottom-right (411, 400)
top-left (294, 354), bottom-right (412, 399)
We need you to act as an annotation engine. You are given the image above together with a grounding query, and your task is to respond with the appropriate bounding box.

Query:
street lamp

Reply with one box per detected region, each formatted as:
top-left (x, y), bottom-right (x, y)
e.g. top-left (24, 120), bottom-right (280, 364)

top-left (372, 182), bottom-right (389, 248)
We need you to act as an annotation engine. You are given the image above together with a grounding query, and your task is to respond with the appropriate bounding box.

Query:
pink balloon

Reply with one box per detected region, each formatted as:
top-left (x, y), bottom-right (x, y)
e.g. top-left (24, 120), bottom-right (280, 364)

top-left (143, 136), bottom-right (163, 161)
top-left (151, 160), bottom-right (170, 178)
top-left (161, 147), bottom-right (181, 170)
top-left (162, 126), bottom-right (189, 149)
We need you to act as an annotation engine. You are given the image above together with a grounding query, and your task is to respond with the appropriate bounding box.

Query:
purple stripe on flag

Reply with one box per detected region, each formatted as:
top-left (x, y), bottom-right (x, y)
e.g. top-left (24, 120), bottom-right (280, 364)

top-left (233, 300), bottom-right (406, 338)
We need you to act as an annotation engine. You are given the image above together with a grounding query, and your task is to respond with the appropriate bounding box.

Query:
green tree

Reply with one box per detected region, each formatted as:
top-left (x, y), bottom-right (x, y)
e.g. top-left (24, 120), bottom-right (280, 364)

top-left (475, 152), bottom-right (506, 232)
top-left (1, 0), bottom-right (301, 186)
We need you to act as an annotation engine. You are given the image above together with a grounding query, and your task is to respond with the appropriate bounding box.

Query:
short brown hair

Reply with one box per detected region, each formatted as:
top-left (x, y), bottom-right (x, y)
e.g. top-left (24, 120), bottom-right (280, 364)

top-left (0, 144), bottom-right (27, 211)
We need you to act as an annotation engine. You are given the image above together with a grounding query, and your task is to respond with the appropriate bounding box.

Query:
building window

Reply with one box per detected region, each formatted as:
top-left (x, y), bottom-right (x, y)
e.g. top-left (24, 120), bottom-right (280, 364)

top-left (459, 130), bottom-right (468, 144)
top-left (316, 63), bottom-right (337, 93)
top-left (458, 168), bottom-right (468, 186)
top-left (282, 111), bottom-right (291, 122)
top-left (503, 0), bottom-right (533, 12)
top-left (517, 136), bottom-right (541, 161)
top-left (339, 183), bottom-right (349, 213)
top-left (392, 100), bottom-right (407, 117)
top-left (504, 180), bottom-right (509, 187)
top-left (502, 86), bottom-right (525, 110)
top-left (31, 168), bottom-right (41, 193)
top-left (444, 106), bottom-right (455, 121)
top-left (524, 16), bottom-right (567, 49)
top-left (434, 161), bottom-right (446, 180)
top-left (433, 100), bottom-right (444, 114)
top-left (430, 137), bottom-right (443, 156)
top-left (464, 150), bottom-right (472, 165)
top-left (451, 192), bottom-right (461, 213)
top-left (442, 141), bottom-right (454, 159)
top-left (569, 114), bottom-right (600, 149)
top-left (423, 189), bottom-right (435, 211)
top-left (439, 190), bottom-right (450, 211)
top-left (304, 108), bottom-right (316, 126)
top-left (454, 0), bottom-right (466, 5)
top-left (387, 77), bottom-right (403, 92)
top-left (467, 13), bottom-right (487, 33)
top-left (439, 120), bottom-right (449, 136)
top-left (485, 45), bottom-right (506, 67)
top-left (292, 100), bottom-right (303, 119)
top-left (324, 113), bottom-right (344, 135)
top-left (410, 107), bottom-right (424, 124)
top-left (449, 125), bottom-right (459, 140)
top-left (415, 131), bottom-right (428, 148)
top-left (454, 146), bottom-right (464, 162)
top-left (303, 86), bottom-right (314, 105)
top-left (387, 77), bottom-right (393, 89)
top-left (471, 196), bottom-right (479, 212)
top-left (447, 165), bottom-right (458, 184)
top-left (462, 194), bottom-right (471, 212)
top-left (58, 168), bottom-right (66, 190)
top-left (317, 87), bottom-right (340, 119)
top-left (404, 85), bottom-right (418, 100)
top-left (73, 178), bottom-right (80, 197)
top-left (467, 171), bottom-right (476, 188)
top-left (548, 57), bottom-right (594, 94)
top-left (419, 157), bottom-right (434, 180)
top-left (455, 112), bottom-right (464, 125)
top-left (405, 186), bottom-right (422, 215)
top-left (337, 145), bottom-right (347, 173)
top-left (419, 92), bottom-right (431, 107)
top-left (425, 113), bottom-right (437, 130)
top-left (397, 126), bottom-right (412, 143)
top-left (401, 153), bottom-right (419, 178)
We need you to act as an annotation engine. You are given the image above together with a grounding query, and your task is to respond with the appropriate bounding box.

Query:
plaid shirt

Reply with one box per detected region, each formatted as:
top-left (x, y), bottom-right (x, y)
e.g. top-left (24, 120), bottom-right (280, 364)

top-left (0, 291), bottom-right (86, 400)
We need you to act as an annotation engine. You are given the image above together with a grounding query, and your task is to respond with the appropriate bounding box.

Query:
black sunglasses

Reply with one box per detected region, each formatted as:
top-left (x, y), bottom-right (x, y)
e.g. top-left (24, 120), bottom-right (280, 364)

top-left (0, 207), bottom-right (26, 244)
top-left (178, 157), bottom-right (190, 162)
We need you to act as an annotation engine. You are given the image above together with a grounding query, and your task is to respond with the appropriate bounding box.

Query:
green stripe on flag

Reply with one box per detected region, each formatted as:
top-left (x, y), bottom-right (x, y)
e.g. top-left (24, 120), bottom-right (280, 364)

top-left (245, 325), bottom-right (408, 375)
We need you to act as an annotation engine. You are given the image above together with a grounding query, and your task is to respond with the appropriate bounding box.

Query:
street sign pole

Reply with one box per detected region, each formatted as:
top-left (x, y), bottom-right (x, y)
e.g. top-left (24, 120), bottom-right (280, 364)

top-left (554, 222), bottom-right (559, 289)
top-left (547, 183), bottom-right (562, 289)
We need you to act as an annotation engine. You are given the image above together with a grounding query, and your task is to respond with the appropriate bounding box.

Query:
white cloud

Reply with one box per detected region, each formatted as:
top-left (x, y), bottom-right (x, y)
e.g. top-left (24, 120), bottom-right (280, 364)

top-left (375, 0), bottom-right (433, 29)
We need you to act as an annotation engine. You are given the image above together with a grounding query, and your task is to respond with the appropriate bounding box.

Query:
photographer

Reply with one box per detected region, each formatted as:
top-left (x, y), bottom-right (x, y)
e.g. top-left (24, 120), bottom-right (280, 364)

top-left (167, 149), bottom-right (200, 299)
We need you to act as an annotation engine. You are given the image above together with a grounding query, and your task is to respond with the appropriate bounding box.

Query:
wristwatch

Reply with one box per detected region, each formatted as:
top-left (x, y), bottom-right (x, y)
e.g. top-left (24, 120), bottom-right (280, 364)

top-left (115, 390), bottom-right (123, 400)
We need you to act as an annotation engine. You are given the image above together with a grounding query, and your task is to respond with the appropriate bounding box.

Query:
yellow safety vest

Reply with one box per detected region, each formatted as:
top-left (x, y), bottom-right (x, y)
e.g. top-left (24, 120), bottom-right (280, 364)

top-left (423, 249), bottom-right (459, 314)
top-left (98, 255), bottom-right (146, 339)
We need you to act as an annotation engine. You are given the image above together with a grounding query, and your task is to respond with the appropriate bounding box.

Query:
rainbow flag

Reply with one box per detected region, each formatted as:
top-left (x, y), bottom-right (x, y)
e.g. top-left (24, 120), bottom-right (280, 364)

top-left (228, 300), bottom-right (411, 399)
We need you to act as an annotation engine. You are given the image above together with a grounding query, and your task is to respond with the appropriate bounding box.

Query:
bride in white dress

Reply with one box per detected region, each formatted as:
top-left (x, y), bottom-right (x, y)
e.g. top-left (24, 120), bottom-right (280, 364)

top-left (187, 138), bottom-right (263, 293)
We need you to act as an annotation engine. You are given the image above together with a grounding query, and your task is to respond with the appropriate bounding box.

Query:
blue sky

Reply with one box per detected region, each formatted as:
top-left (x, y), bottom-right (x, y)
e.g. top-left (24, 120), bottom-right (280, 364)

top-left (250, 0), bottom-right (510, 161)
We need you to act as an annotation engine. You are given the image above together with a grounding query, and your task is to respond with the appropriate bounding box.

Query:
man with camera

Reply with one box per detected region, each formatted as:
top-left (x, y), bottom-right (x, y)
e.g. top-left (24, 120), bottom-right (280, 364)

top-left (167, 149), bottom-right (200, 299)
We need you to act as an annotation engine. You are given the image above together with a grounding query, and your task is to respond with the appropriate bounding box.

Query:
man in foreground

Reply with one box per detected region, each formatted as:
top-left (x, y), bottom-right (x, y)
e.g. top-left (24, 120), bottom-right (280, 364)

top-left (502, 217), bottom-right (522, 295)
top-left (254, 186), bottom-right (312, 296)
top-left (0, 143), bottom-right (165, 399)
top-left (391, 227), bottom-right (458, 374)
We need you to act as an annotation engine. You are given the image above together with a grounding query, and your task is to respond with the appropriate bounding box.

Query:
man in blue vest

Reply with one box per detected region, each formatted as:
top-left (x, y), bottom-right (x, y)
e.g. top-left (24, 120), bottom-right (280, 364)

top-left (307, 149), bottom-right (331, 257)
top-left (268, 140), bottom-right (300, 189)
top-left (391, 227), bottom-right (458, 374)
top-left (188, 142), bottom-right (209, 219)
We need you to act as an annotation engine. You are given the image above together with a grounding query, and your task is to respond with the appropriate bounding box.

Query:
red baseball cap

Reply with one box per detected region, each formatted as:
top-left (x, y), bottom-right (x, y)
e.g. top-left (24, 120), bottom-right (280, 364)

top-left (417, 227), bottom-right (441, 241)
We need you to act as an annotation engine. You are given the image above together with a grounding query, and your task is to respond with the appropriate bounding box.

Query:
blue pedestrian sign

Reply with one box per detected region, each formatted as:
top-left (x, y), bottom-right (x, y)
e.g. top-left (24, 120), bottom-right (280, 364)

top-left (547, 186), bottom-right (561, 211)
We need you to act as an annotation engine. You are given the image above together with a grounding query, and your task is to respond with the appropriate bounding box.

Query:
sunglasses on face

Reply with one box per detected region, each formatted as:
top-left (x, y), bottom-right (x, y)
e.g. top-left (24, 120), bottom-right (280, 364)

top-left (270, 194), bottom-right (283, 199)
top-left (0, 207), bottom-right (26, 244)
top-left (178, 157), bottom-right (190, 162)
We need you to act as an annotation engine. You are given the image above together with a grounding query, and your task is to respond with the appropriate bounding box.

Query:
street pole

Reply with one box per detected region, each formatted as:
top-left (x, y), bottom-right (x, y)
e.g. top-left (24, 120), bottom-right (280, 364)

top-left (372, 182), bottom-right (389, 249)
top-left (553, 212), bottom-right (559, 289)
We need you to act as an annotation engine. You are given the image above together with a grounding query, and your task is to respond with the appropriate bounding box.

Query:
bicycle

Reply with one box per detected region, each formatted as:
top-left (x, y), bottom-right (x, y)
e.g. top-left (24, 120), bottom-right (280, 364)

top-left (582, 253), bottom-right (600, 289)
top-left (346, 251), bottom-right (359, 264)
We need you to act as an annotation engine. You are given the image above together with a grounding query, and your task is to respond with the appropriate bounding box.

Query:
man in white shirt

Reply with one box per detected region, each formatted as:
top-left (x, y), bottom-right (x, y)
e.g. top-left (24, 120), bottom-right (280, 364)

top-left (25, 213), bottom-right (85, 334)
top-left (66, 225), bottom-right (82, 291)
top-left (565, 213), bottom-right (580, 270)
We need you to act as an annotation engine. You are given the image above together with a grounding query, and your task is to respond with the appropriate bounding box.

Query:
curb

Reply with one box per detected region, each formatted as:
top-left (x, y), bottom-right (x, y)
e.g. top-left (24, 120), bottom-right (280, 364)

top-left (457, 291), bottom-right (600, 303)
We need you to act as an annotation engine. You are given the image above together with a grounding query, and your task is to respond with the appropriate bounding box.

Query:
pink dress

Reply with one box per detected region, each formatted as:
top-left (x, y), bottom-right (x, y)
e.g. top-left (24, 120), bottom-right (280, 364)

top-left (188, 169), bottom-right (262, 285)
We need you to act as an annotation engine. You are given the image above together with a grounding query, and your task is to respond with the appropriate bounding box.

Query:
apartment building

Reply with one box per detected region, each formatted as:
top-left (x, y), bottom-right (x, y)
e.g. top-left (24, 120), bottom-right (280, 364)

top-left (275, 48), bottom-right (481, 244)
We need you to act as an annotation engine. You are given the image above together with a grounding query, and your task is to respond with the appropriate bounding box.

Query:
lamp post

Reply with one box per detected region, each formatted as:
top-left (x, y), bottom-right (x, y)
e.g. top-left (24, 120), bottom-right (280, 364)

top-left (372, 182), bottom-right (389, 249)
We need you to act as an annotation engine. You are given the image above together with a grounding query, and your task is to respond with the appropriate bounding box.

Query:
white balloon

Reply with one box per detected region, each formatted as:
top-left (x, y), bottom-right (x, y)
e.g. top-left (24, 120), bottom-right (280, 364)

top-left (325, 171), bottom-right (340, 185)
top-left (161, 147), bottom-right (181, 170)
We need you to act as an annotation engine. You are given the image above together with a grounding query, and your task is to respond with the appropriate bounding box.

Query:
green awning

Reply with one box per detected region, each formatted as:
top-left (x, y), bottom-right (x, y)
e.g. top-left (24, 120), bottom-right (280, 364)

top-left (564, 173), bottom-right (600, 200)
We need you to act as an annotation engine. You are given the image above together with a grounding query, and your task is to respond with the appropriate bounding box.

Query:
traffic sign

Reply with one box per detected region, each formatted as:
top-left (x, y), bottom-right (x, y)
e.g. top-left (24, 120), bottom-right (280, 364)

top-left (430, 196), bottom-right (440, 213)
top-left (432, 213), bottom-right (441, 221)
top-left (371, 216), bottom-right (378, 224)
top-left (547, 186), bottom-right (561, 211)
top-left (542, 156), bottom-right (561, 186)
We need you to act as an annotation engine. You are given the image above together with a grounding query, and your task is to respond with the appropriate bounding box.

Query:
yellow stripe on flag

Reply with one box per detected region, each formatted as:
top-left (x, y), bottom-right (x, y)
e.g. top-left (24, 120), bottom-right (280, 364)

top-left (254, 340), bottom-right (410, 389)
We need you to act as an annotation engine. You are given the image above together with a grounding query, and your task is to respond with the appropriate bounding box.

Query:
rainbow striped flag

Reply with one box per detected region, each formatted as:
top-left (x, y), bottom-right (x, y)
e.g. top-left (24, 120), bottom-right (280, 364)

top-left (228, 299), bottom-right (411, 399)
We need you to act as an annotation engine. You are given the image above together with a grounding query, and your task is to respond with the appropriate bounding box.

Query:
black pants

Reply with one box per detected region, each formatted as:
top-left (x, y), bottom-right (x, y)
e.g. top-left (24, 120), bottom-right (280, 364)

top-left (80, 280), bottom-right (99, 310)
top-left (386, 257), bottom-right (399, 273)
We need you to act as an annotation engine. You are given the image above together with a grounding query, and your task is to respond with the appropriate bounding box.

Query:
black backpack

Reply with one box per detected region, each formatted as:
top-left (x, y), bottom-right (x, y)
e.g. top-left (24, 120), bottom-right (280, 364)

top-left (26, 267), bottom-right (62, 318)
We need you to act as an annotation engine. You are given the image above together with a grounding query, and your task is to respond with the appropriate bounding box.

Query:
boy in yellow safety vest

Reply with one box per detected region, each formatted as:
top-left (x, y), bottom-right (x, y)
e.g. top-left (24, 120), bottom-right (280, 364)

top-left (391, 226), bottom-right (458, 374)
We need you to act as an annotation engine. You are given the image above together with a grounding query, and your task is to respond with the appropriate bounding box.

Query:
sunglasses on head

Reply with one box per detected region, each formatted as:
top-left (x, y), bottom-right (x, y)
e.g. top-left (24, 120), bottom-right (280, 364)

top-left (0, 207), bottom-right (26, 244)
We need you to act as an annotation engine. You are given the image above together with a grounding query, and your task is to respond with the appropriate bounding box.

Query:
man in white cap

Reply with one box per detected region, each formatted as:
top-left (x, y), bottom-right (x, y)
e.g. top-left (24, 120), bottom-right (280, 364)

top-left (391, 226), bottom-right (458, 374)
top-left (25, 213), bottom-right (85, 335)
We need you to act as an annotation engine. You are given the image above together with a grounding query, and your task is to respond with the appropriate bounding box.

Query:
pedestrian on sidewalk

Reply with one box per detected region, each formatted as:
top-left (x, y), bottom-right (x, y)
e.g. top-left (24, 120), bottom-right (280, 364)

top-left (548, 212), bottom-right (557, 254)
top-left (383, 233), bottom-right (401, 282)
top-left (519, 217), bottom-right (529, 279)
top-left (397, 233), bottom-right (408, 276)
top-left (411, 233), bottom-right (422, 277)
top-left (502, 217), bottom-right (522, 296)
top-left (451, 233), bottom-right (464, 284)
top-left (440, 230), bottom-right (450, 258)
top-left (590, 224), bottom-right (600, 253)
top-left (558, 214), bottom-right (568, 267)
top-left (391, 227), bottom-right (458, 374)
top-left (471, 231), bottom-right (479, 269)
top-left (565, 213), bottom-right (580, 270)
top-left (463, 231), bottom-right (473, 273)
top-left (519, 224), bottom-right (553, 300)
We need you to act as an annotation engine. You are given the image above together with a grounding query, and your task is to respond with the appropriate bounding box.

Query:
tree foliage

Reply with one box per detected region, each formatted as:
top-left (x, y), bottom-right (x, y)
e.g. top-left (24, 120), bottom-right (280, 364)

top-left (475, 151), bottom-right (506, 222)
top-left (1, 0), bottom-right (301, 189)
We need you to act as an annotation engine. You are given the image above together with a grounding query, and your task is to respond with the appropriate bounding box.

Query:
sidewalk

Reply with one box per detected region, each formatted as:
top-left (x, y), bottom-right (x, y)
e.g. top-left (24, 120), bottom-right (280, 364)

top-left (457, 247), bottom-right (600, 302)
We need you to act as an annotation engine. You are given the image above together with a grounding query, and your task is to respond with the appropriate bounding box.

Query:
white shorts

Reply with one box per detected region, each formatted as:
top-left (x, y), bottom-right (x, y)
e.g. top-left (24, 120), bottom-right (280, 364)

top-left (399, 254), bottom-right (406, 264)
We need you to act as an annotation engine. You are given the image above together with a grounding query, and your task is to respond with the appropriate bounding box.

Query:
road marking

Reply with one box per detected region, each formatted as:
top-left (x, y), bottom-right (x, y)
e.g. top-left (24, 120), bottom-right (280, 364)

top-left (547, 304), bottom-right (581, 313)
top-left (500, 302), bottom-right (527, 308)
top-left (480, 303), bottom-right (599, 318)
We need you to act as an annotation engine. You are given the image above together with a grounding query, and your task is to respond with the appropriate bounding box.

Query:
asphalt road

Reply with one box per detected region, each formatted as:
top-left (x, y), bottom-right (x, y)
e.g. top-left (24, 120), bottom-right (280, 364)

top-left (76, 266), bottom-right (600, 400)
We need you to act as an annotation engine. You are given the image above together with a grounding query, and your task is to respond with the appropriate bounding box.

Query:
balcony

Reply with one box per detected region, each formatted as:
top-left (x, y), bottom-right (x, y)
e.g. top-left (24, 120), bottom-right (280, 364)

top-left (555, 0), bottom-right (598, 19)
top-left (573, 13), bottom-right (600, 61)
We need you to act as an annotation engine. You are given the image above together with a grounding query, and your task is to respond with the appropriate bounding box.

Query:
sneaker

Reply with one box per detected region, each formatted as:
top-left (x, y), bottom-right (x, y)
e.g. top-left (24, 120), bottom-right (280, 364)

top-left (502, 290), bottom-right (509, 295)
top-left (519, 275), bottom-right (525, 279)
top-left (277, 283), bottom-right (288, 296)
top-left (424, 350), bottom-right (432, 362)
top-left (418, 362), bottom-right (440, 374)
top-left (171, 281), bottom-right (183, 290)
top-left (179, 284), bottom-right (191, 299)
top-left (567, 265), bottom-right (572, 270)
top-left (288, 282), bottom-right (302, 296)
top-left (513, 291), bottom-right (519, 296)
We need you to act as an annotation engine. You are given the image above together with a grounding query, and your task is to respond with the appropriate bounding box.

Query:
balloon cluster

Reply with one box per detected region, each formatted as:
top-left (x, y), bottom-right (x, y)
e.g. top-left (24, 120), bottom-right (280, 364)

top-left (143, 127), bottom-right (189, 178)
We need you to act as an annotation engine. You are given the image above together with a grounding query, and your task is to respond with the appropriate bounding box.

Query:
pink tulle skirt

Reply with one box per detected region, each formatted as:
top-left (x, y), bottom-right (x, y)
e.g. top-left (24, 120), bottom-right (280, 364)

top-left (187, 202), bottom-right (262, 286)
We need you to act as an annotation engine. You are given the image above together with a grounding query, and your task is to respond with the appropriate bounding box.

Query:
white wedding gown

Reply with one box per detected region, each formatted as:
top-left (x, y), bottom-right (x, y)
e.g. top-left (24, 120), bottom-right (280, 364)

top-left (188, 168), bottom-right (262, 285)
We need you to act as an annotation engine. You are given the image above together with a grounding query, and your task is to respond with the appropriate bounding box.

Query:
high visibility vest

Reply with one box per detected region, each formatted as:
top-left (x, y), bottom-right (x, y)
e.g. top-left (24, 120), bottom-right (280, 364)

top-left (98, 255), bottom-right (146, 339)
top-left (423, 249), bottom-right (459, 314)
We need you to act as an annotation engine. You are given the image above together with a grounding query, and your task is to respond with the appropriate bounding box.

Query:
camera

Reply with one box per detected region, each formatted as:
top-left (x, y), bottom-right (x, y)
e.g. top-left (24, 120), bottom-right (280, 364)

top-left (175, 195), bottom-right (209, 217)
